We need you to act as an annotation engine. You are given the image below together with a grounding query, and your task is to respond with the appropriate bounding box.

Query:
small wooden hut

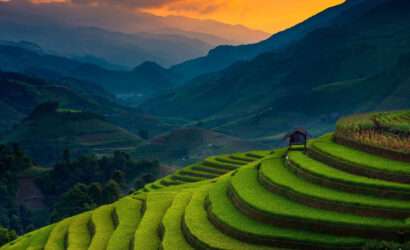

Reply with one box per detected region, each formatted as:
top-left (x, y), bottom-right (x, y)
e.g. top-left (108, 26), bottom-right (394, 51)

top-left (284, 128), bottom-right (309, 153)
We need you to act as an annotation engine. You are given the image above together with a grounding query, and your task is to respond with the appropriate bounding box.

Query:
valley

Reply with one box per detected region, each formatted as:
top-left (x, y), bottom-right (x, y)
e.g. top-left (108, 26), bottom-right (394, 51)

top-left (0, 0), bottom-right (409, 248)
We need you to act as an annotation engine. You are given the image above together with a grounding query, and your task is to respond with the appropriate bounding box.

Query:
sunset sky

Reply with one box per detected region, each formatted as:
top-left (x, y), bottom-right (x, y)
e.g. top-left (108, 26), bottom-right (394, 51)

top-left (28, 0), bottom-right (345, 33)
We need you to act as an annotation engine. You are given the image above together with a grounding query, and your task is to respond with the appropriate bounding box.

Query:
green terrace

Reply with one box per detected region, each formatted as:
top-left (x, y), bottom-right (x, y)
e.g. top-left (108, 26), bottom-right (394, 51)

top-left (142, 150), bottom-right (272, 192)
top-left (310, 134), bottom-right (410, 182)
top-left (4, 114), bottom-right (410, 250)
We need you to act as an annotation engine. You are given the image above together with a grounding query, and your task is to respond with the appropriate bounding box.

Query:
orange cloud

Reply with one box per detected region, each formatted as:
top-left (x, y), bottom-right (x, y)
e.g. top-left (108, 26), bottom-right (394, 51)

top-left (143, 0), bottom-right (345, 33)
top-left (27, 0), bottom-right (345, 33)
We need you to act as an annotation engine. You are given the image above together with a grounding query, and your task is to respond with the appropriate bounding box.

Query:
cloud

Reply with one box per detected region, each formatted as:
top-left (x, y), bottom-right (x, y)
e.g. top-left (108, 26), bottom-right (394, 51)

top-left (68, 0), bottom-right (180, 9)
top-left (165, 1), bottom-right (224, 15)
top-left (64, 0), bottom-right (224, 15)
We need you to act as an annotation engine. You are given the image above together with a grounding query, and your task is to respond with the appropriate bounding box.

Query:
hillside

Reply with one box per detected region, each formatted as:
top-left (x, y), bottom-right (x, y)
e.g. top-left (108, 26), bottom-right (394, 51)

top-left (134, 127), bottom-right (268, 166)
top-left (1, 103), bottom-right (142, 165)
top-left (0, 72), bottom-right (174, 151)
top-left (3, 110), bottom-right (410, 249)
top-left (0, 44), bottom-right (177, 99)
top-left (143, 0), bottom-right (410, 139)
top-left (169, 0), bottom-right (385, 83)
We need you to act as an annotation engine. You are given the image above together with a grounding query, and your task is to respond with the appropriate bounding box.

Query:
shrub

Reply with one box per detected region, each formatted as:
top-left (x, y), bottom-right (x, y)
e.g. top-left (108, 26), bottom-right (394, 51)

top-left (363, 240), bottom-right (410, 250)
top-left (0, 226), bottom-right (17, 245)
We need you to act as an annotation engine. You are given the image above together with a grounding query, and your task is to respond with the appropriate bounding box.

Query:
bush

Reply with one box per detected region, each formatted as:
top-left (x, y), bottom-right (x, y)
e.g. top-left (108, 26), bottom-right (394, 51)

top-left (363, 241), bottom-right (410, 250)
top-left (0, 226), bottom-right (17, 245)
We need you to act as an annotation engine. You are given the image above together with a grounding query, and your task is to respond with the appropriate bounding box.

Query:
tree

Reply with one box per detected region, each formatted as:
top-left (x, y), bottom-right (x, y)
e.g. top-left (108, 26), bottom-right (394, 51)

top-left (142, 174), bottom-right (155, 184)
top-left (363, 240), bottom-right (410, 250)
top-left (19, 206), bottom-right (32, 232)
top-left (51, 183), bottom-right (94, 221)
top-left (112, 170), bottom-right (125, 187)
top-left (134, 178), bottom-right (145, 190)
top-left (0, 226), bottom-right (16, 245)
top-left (88, 182), bottom-right (103, 205)
top-left (102, 180), bottom-right (121, 204)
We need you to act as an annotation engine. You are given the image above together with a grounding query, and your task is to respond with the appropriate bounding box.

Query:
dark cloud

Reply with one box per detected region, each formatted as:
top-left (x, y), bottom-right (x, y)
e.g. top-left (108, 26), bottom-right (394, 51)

top-left (3, 0), bottom-right (224, 17)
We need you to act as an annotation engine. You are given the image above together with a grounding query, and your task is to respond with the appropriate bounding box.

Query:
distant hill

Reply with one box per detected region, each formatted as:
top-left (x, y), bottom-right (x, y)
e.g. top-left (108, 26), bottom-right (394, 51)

top-left (169, 0), bottom-right (385, 83)
top-left (0, 72), bottom-right (174, 140)
top-left (0, 1), bottom-right (269, 68)
top-left (134, 127), bottom-right (268, 166)
top-left (1, 103), bottom-right (142, 165)
top-left (0, 43), bottom-right (176, 99)
top-left (143, 0), bottom-right (410, 139)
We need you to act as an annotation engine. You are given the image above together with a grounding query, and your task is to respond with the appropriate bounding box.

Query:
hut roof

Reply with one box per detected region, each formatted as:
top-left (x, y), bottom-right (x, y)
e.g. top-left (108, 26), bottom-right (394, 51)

top-left (283, 128), bottom-right (309, 140)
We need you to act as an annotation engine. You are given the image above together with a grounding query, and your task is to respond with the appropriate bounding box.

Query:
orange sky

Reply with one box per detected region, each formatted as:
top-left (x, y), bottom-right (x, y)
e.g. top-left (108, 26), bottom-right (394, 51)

top-left (142, 0), bottom-right (345, 33)
top-left (29, 0), bottom-right (345, 33)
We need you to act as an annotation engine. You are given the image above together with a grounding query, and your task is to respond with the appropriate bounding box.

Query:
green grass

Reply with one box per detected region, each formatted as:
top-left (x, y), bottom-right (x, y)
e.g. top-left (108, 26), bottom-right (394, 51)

top-left (262, 156), bottom-right (410, 210)
top-left (0, 236), bottom-right (31, 250)
top-left (202, 159), bottom-right (238, 170)
top-left (10, 139), bottom-right (410, 250)
top-left (67, 212), bottom-right (92, 250)
top-left (147, 179), bottom-right (215, 193)
top-left (178, 168), bottom-right (219, 179)
top-left (26, 225), bottom-right (54, 250)
top-left (336, 110), bottom-right (410, 134)
top-left (158, 176), bottom-right (183, 186)
top-left (288, 151), bottom-right (410, 193)
top-left (171, 174), bottom-right (206, 183)
top-left (232, 164), bottom-right (408, 228)
top-left (161, 191), bottom-right (193, 250)
top-left (208, 177), bottom-right (364, 246)
top-left (45, 217), bottom-right (73, 250)
top-left (145, 182), bottom-right (164, 191)
top-left (142, 150), bottom-right (267, 193)
top-left (184, 184), bottom-right (274, 250)
top-left (133, 192), bottom-right (175, 250)
top-left (107, 197), bottom-right (142, 250)
top-left (245, 150), bottom-right (273, 158)
top-left (191, 165), bottom-right (229, 175)
top-left (88, 205), bottom-right (115, 250)
top-left (229, 153), bottom-right (257, 162)
top-left (214, 157), bottom-right (248, 165)
top-left (311, 134), bottom-right (410, 174)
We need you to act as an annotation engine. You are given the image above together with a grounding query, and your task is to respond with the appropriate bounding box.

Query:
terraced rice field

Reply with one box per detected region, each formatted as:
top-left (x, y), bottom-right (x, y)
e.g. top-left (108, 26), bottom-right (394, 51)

top-left (3, 116), bottom-right (410, 250)
top-left (142, 150), bottom-right (271, 192)
top-left (335, 110), bottom-right (410, 158)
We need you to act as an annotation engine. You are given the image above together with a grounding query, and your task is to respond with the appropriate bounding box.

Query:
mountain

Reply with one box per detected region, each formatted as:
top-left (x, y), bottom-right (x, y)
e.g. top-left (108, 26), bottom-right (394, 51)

top-left (134, 127), bottom-right (268, 166)
top-left (0, 71), bottom-right (112, 132)
top-left (152, 15), bottom-right (269, 45)
top-left (0, 1), bottom-right (269, 68)
top-left (4, 1), bottom-right (269, 46)
top-left (0, 43), bottom-right (177, 100)
top-left (143, 0), bottom-right (410, 139)
top-left (5, 111), bottom-right (410, 249)
top-left (0, 71), bottom-right (174, 141)
top-left (0, 20), bottom-right (210, 68)
top-left (1, 103), bottom-right (142, 165)
top-left (169, 0), bottom-right (386, 83)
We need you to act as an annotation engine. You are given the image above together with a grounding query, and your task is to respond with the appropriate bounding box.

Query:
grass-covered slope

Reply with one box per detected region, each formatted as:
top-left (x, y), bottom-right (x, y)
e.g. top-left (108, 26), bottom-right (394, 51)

top-left (3, 112), bottom-right (410, 250)
top-left (1, 107), bottom-right (142, 165)
top-left (144, 0), bottom-right (410, 141)
top-left (335, 110), bottom-right (410, 160)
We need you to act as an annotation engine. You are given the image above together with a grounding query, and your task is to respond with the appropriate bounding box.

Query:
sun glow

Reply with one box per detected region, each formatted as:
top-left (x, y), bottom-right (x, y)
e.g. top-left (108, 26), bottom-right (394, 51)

top-left (142, 0), bottom-right (345, 33)
top-left (24, 0), bottom-right (345, 34)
